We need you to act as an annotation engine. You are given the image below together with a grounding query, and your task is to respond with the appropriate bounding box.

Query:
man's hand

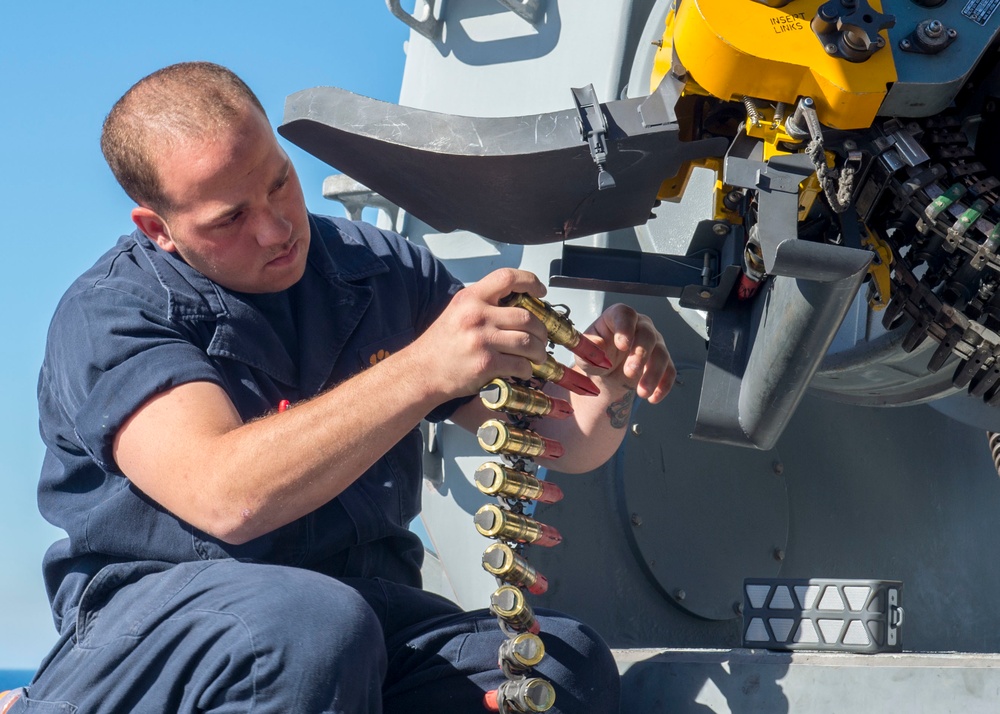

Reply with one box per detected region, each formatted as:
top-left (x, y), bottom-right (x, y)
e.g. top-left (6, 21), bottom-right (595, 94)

top-left (450, 300), bottom-right (675, 473)
top-left (411, 269), bottom-right (552, 400)
top-left (577, 303), bottom-right (676, 404)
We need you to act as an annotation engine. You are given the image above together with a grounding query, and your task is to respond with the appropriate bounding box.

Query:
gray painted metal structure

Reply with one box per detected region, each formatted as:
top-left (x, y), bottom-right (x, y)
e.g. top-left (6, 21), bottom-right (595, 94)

top-left (286, 1), bottom-right (1000, 710)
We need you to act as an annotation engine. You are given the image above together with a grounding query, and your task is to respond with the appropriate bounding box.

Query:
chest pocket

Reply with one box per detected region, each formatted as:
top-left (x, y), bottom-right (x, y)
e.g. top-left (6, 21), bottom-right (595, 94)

top-left (355, 328), bottom-right (415, 370)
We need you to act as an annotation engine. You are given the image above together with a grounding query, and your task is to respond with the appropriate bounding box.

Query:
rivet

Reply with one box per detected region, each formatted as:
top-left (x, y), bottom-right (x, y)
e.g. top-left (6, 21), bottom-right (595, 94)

top-left (674, 589), bottom-right (687, 601)
top-left (631, 513), bottom-right (642, 527)
top-left (772, 460), bottom-right (784, 475)
top-left (734, 602), bottom-right (744, 615)
top-left (773, 548), bottom-right (786, 561)
top-left (631, 423), bottom-right (642, 436)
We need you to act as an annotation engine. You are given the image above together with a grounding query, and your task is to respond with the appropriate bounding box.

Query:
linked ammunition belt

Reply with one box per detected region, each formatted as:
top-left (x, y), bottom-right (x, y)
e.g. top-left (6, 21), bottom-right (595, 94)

top-left (875, 115), bottom-right (1000, 404)
top-left (475, 294), bottom-right (593, 714)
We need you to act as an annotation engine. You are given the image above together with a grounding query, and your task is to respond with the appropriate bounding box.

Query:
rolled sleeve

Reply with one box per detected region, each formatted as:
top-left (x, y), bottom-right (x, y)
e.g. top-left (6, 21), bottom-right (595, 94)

top-left (43, 286), bottom-right (225, 473)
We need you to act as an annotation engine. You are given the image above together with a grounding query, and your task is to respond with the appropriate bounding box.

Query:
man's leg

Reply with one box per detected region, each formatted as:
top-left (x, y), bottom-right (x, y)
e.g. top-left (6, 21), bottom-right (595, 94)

top-left (347, 578), bottom-right (621, 714)
top-left (21, 560), bottom-right (387, 714)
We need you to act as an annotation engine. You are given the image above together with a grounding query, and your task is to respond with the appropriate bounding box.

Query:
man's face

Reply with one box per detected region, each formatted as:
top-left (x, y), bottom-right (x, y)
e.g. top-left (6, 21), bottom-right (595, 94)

top-left (137, 105), bottom-right (311, 294)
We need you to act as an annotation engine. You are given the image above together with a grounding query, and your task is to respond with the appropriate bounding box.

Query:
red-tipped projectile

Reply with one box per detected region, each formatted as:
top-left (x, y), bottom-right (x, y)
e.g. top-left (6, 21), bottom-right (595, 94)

top-left (531, 356), bottom-right (600, 397)
top-left (547, 394), bottom-right (574, 419)
top-left (553, 367), bottom-right (599, 396)
top-left (568, 334), bottom-right (612, 370)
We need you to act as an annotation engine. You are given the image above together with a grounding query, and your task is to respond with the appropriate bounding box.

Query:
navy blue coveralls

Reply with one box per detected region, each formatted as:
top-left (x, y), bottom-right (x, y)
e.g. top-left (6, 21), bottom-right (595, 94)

top-left (26, 215), bottom-right (620, 713)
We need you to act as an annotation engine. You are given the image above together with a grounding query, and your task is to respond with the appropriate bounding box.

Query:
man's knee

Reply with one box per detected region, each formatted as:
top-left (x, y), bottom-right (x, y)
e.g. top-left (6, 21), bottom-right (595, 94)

top-left (535, 613), bottom-right (621, 713)
top-left (209, 564), bottom-right (387, 711)
top-left (200, 561), bottom-right (385, 662)
top-left (28, 562), bottom-right (388, 713)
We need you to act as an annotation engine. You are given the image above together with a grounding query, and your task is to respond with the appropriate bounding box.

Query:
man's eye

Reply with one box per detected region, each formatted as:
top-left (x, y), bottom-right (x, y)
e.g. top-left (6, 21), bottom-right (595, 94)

top-left (220, 211), bottom-right (243, 227)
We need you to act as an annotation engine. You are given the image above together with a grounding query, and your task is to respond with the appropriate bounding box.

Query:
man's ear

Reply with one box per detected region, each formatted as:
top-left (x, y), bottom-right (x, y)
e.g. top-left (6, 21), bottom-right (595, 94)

top-left (131, 207), bottom-right (176, 252)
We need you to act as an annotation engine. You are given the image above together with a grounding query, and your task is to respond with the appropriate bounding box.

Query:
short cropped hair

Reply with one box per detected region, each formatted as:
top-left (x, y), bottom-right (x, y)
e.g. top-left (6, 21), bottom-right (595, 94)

top-left (100, 62), bottom-right (267, 213)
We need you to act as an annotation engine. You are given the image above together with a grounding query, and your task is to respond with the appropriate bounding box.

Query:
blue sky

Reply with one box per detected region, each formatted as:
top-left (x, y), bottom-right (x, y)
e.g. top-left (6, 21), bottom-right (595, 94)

top-left (0, 1), bottom-right (408, 669)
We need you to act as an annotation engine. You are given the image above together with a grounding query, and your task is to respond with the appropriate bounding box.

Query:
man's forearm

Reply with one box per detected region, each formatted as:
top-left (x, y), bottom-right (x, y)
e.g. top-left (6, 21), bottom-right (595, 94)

top-left (116, 345), bottom-right (445, 545)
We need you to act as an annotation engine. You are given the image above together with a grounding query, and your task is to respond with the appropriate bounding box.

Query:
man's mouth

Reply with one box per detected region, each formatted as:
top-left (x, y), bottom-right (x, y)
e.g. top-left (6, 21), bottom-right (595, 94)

top-left (266, 240), bottom-right (298, 267)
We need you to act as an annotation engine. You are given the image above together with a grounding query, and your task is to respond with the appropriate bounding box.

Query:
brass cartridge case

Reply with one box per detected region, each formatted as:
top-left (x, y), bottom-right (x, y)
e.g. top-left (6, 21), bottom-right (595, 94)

top-left (474, 463), bottom-right (563, 504)
top-left (490, 584), bottom-right (539, 634)
top-left (482, 542), bottom-right (549, 594)
top-left (484, 678), bottom-right (556, 713)
top-left (481, 379), bottom-right (557, 418)
top-left (498, 631), bottom-right (546, 669)
top-left (474, 504), bottom-right (562, 547)
top-left (500, 292), bottom-right (580, 348)
top-left (476, 419), bottom-right (564, 459)
top-left (531, 355), bottom-right (564, 383)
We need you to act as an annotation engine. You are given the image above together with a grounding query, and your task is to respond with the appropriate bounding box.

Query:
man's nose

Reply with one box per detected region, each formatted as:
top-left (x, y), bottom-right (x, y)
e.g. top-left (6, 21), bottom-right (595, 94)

top-left (255, 208), bottom-right (292, 248)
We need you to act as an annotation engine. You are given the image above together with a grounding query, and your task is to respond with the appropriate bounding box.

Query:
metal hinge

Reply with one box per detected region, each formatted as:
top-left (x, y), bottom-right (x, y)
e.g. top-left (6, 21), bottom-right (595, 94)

top-left (571, 84), bottom-right (616, 191)
top-left (385, 0), bottom-right (441, 41)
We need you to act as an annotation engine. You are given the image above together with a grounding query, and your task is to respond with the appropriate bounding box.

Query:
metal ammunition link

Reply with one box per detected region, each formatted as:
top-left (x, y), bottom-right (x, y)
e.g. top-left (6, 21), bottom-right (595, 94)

top-left (498, 632), bottom-right (546, 672)
top-left (484, 678), bottom-right (556, 713)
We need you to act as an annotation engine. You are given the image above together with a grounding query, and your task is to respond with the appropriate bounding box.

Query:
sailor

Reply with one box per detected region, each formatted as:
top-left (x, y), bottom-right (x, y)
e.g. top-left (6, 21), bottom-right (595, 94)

top-left (24, 61), bottom-right (675, 713)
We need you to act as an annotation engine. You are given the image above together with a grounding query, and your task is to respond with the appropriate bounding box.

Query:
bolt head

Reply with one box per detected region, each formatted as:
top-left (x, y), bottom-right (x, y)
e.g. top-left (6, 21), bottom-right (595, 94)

top-left (900, 38), bottom-right (911, 49)
top-left (734, 602), bottom-right (744, 615)
top-left (713, 222), bottom-right (729, 236)
top-left (674, 589), bottom-right (686, 601)
top-left (772, 460), bottom-right (784, 475)
top-left (630, 513), bottom-right (642, 526)
top-left (825, 43), bottom-right (838, 54)
top-left (773, 548), bottom-right (786, 561)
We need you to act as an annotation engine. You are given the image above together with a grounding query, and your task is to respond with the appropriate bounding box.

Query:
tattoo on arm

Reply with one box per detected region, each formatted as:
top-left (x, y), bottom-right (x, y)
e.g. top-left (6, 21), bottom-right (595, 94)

top-left (606, 390), bottom-right (635, 429)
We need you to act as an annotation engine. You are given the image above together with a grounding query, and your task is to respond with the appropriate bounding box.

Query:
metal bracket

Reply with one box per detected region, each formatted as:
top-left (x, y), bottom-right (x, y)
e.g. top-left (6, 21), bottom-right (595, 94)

top-left (385, 0), bottom-right (441, 42)
top-left (494, 0), bottom-right (546, 24)
top-left (899, 19), bottom-right (958, 55)
top-left (571, 84), bottom-right (616, 191)
top-left (386, 0), bottom-right (545, 39)
top-left (811, 0), bottom-right (894, 63)
top-left (322, 175), bottom-right (400, 226)
top-left (549, 220), bottom-right (742, 311)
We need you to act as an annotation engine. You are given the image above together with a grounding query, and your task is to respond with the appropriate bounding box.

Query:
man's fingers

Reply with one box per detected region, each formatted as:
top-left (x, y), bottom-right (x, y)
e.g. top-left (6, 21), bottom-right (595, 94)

top-left (605, 304), bottom-right (639, 351)
top-left (488, 324), bottom-right (550, 366)
top-left (474, 268), bottom-right (547, 304)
